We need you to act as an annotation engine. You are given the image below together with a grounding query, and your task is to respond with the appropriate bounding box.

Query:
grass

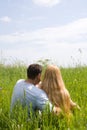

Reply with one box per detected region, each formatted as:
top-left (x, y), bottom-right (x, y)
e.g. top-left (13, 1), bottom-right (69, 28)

top-left (0, 63), bottom-right (87, 130)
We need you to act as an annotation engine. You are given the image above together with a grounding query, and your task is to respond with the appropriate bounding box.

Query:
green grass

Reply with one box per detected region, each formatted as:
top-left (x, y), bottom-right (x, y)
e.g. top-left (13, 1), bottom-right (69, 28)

top-left (0, 63), bottom-right (87, 130)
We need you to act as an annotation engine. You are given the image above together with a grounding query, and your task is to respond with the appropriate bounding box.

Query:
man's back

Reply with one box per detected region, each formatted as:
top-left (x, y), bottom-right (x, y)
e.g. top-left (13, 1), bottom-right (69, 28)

top-left (10, 79), bottom-right (51, 114)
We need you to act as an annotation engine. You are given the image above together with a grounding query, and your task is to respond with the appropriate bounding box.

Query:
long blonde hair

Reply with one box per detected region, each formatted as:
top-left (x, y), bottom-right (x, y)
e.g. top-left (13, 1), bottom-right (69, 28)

top-left (40, 65), bottom-right (76, 114)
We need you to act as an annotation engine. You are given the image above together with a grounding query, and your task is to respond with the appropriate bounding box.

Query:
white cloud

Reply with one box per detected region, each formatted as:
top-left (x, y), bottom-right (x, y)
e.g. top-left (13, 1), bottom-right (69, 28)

top-left (0, 18), bottom-right (87, 67)
top-left (33, 0), bottom-right (61, 7)
top-left (0, 18), bottom-right (87, 44)
top-left (0, 16), bottom-right (11, 23)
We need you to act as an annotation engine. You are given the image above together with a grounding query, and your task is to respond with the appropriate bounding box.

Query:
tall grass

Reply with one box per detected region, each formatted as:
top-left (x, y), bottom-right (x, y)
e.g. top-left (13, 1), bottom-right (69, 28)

top-left (0, 63), bottom-right (87, 130)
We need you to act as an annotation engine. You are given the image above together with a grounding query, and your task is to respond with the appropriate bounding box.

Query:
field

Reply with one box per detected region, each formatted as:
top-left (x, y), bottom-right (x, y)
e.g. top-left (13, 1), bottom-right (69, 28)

top-left (0, 63), bottom-right (87, 130)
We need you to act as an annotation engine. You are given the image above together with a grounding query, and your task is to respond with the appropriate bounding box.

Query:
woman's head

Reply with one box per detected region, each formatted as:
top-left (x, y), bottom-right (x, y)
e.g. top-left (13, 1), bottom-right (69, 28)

top-left (41, 65), bottom-right (65, 91)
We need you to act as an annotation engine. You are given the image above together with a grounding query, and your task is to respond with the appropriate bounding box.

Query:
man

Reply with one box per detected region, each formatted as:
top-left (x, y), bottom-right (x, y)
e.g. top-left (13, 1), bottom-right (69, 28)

top-left (10, 64), bottom-right (52, 115)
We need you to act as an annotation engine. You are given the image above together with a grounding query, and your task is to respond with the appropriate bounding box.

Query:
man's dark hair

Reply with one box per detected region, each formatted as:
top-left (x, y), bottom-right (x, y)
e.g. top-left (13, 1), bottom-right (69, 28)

top-left (27, 64), bottom-right (42, 79)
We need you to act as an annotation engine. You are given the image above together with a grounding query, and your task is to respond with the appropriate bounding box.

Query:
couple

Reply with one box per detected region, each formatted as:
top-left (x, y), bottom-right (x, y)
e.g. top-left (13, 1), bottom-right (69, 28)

top-left (10, 63), bottom-right (79, 117)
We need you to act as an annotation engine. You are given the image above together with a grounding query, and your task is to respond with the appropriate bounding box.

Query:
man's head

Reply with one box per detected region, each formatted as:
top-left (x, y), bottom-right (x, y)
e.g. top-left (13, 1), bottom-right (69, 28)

top-left (27, 64), bottom-right (42, 84)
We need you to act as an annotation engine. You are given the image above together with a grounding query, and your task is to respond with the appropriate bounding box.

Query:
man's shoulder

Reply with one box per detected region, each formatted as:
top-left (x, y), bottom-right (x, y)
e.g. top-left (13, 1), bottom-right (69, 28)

top-left (16, 79), bottom-right (25, 84)
top-left (35, 87), bottom-right (48, 98)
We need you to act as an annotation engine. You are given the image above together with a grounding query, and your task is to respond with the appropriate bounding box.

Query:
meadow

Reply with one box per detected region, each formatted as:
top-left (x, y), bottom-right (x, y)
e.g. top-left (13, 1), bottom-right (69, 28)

top-left (0, 62), bottom-right (87, 130)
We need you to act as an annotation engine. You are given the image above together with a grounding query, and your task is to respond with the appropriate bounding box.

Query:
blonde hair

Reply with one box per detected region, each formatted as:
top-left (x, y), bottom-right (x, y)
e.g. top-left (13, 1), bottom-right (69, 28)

top-left (40, 65), bottom-right (77, 115)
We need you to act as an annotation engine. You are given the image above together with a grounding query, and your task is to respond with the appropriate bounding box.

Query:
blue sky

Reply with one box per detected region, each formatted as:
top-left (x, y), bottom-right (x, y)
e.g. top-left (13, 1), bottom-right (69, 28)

top-left (0, 0), bottom-right (87, 67)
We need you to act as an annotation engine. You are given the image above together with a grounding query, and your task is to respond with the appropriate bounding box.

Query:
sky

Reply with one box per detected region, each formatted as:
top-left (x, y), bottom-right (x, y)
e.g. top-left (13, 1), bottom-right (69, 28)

top-left (0, 0), bottom-right (87, 67)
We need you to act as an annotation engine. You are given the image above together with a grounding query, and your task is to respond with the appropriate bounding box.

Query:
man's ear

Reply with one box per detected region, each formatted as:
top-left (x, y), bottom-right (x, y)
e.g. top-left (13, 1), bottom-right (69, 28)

top-left (37, 73), bottom-right (41, 79)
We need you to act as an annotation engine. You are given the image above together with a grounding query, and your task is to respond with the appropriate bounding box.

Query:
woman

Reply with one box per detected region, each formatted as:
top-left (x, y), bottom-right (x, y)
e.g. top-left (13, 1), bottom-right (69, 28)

top-left (39, 65), bottom-right (80, 116)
